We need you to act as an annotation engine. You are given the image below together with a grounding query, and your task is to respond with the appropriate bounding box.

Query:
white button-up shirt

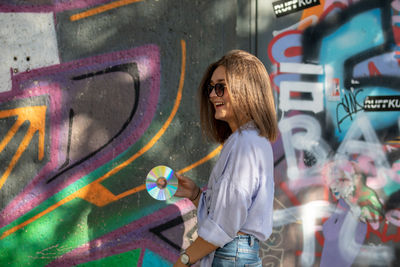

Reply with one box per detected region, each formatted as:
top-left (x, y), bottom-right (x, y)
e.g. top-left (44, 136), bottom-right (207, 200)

top-left (197, 122), bottom-right (275, 266)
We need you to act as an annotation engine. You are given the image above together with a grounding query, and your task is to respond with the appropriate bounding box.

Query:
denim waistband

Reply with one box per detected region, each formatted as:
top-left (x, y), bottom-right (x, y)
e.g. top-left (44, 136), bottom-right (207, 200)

top-left (233, 234), bottom-right (259, 247)
top-left (214, 234), bottom-right (261, 265)
top-left (234, 234), bottom-right (258, 240)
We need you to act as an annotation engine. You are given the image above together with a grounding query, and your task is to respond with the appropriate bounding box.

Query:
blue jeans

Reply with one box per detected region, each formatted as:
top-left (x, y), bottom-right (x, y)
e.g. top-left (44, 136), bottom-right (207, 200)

top-left (212, 235), bottom-right (262, 267)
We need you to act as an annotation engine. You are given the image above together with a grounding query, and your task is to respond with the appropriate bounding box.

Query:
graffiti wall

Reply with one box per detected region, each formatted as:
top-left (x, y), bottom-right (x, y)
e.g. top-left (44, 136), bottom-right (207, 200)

top-left (0, 0), bottom-right (237, 266)
top-left (266, 0), bottom-right (400, 266)
top-left (0, 0), bottom-right (399, 266)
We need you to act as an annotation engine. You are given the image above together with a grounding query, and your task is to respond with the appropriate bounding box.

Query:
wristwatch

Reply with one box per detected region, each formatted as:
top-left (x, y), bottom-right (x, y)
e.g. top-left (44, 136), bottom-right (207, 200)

top-left (180, 251), bottom-right (191, 266)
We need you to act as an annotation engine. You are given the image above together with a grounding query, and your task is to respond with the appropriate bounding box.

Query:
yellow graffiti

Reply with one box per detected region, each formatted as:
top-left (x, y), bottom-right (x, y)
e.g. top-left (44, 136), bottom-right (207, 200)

top-left (0, 106), bottom-right (46, 190)
top-left (70, 0), bottom-right (144, 21)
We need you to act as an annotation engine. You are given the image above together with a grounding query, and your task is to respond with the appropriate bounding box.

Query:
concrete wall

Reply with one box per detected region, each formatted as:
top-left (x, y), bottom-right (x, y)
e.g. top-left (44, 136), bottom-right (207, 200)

top-left (0, 0), bottom-right (398, 266)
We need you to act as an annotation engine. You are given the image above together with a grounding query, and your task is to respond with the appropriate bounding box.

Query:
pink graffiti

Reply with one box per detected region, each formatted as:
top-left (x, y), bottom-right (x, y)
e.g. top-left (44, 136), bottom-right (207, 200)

top-left (0, 44), bottom-right (160, 228)
top-left (46, 198), bottom-right (195, 266)
top-left (0, 0), bottom-right (117, 13)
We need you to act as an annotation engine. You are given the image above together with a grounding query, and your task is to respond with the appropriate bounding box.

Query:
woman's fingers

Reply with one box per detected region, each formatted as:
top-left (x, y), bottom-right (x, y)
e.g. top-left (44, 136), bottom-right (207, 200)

top-left (174, 172), bottom-right (197, 199)
top-left (175, 173), bottom-right (192, 185)
top-left (175, 172), bottom-right (184, 180)
top-left (174, 173), bottom-right (188, 197)
top-left (175, 172), bottom-right (188, 183)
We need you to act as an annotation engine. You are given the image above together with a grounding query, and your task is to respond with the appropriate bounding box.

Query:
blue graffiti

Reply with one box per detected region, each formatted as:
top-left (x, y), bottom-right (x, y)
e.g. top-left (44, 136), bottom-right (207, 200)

top-left (303, 0), bottom-right (400, 141)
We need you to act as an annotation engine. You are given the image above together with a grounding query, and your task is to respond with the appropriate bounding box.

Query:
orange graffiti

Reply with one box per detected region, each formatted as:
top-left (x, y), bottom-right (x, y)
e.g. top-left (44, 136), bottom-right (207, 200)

top-left (75, 183), bottom-right (118, 206)
top-left (1, 40), bottom-right (185, 239)
top-left (0, 106), bottom-right (46, 190)
top-left (386, 138), bottom-right (400, 144)
top-left (0, 40), bottom-right (224, 240)
top-left (73, 143), bottom-right (222, 207)
top-left (299, 0), bottom-right (325, 30)
top-left (70, 0), bottom-right (144, 21)
top-left (176, 145), bottom-right (222, 175)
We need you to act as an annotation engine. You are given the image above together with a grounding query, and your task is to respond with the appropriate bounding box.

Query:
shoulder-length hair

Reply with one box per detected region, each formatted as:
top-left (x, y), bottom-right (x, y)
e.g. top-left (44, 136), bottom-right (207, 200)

top-left (198, 50), bottom-right (278, 144)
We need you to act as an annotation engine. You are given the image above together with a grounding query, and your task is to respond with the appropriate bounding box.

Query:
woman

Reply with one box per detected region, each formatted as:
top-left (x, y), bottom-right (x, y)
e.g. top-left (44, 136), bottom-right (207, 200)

top-left (173, 50), bottom-right (278, 267)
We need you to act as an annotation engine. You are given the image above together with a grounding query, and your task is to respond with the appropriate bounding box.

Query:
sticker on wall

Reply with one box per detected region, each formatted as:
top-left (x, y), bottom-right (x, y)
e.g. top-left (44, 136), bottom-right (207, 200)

top-left (364, 95), bottom-right (400, 111)
top-left (272, 0), bottom-right (321, 18)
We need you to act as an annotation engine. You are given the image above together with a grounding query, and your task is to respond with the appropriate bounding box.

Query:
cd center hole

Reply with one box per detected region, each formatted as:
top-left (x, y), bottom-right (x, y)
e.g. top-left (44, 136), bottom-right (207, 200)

top-left (156, 177), bottom-right (167, 189)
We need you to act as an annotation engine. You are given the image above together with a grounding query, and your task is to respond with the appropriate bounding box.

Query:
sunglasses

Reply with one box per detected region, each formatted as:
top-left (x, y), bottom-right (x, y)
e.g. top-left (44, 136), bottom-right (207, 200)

top-left (206, 83), bottom-right (225, 97)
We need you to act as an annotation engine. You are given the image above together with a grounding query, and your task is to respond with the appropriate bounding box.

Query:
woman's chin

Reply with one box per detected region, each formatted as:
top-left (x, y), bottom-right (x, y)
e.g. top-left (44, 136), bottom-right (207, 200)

top-left (215, 117), bottom-right (227, 123)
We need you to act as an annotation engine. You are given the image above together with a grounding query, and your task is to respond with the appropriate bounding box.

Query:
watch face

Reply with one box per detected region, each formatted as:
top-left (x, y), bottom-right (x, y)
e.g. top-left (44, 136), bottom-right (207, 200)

top-left (180, 253), bottom-right (190, 265)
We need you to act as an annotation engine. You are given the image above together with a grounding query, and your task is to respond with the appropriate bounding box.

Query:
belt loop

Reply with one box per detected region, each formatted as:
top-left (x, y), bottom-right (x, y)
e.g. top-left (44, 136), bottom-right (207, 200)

top-left (249, 235), bottom-right (254, 247)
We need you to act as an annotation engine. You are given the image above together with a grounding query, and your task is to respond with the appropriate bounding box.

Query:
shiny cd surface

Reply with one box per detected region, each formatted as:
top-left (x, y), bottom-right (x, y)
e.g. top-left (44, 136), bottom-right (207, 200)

top-left (146, 165), bottom-right (177, 200)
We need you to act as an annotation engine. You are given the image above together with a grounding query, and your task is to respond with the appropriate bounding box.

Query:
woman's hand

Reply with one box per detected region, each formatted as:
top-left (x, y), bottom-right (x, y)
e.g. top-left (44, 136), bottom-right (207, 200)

top-left (174, 173), bottom-right (199, 201)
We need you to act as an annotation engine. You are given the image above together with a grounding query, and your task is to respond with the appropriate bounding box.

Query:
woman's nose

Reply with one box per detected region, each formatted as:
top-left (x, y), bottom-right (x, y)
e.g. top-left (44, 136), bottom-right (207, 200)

top-left (209, 87), bottom-right (217, 97)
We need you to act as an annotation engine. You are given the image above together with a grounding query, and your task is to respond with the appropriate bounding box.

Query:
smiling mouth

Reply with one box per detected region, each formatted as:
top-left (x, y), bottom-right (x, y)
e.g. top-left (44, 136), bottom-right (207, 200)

top-left (215, 102), bottom-right (224, 108)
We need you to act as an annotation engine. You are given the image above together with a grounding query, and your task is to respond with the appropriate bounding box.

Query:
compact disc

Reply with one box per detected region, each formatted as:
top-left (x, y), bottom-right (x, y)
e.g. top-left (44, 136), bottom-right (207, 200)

top-left (146, 165), bottom-right (178, 200)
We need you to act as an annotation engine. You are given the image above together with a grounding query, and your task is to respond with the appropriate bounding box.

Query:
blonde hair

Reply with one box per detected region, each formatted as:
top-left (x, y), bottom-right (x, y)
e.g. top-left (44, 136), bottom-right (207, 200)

top-left (198, 50), bottom-right (278, 143)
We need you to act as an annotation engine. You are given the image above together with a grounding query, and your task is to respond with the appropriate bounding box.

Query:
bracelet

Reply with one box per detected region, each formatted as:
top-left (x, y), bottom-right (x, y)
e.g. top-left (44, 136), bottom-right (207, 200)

top-left (190, 187), bottom-right (201, 201)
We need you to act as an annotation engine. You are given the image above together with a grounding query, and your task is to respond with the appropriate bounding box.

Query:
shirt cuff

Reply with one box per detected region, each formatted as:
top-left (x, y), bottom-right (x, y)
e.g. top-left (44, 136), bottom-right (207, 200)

top-left (198, 217), bottom-right (233, 247)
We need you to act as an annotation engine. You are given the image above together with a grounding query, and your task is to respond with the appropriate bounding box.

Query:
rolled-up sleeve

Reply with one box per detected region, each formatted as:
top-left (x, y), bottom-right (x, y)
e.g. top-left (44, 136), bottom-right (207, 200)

top-left (198, 182), bottom-right (251, 247)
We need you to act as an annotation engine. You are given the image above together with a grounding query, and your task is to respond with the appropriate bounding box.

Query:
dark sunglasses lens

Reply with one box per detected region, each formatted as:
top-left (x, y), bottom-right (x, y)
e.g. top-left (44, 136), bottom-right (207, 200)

top-left (206, 83), bottom-right (224, 96)
top-left (206, 84), bottom-right (212, 95)
top-left (215, 84), bottom-right (224, 96)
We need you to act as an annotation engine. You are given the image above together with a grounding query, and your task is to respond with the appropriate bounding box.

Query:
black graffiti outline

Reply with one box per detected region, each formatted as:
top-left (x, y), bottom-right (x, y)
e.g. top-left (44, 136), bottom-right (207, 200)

top-left (302, 0), bottom-right (400, 130)
top-left (58, 109), bottom-right (74, 171)
top-left (149, 210), bottom-right (197, 251)
top-left (47, 62), bottom-right (140, 184)
top-left (336, 88), bottom-right (365, 133)
top-left (302, 0), bottom-right (393, 65)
